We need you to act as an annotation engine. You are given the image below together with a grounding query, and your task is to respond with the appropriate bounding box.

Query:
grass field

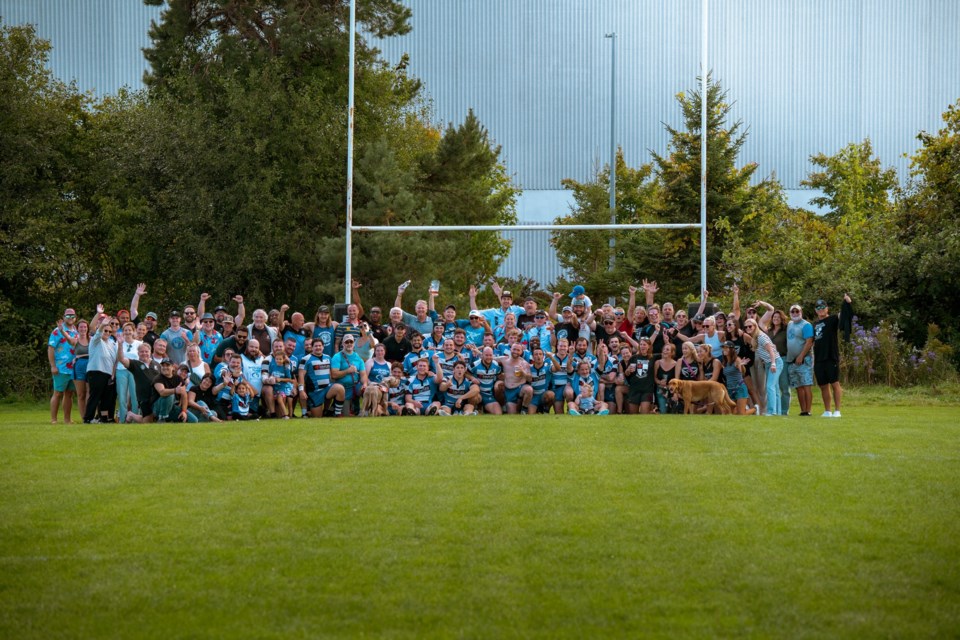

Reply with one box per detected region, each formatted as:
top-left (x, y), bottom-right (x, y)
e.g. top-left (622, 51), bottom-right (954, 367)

top-left (2, 392), bottom-right (959, 638)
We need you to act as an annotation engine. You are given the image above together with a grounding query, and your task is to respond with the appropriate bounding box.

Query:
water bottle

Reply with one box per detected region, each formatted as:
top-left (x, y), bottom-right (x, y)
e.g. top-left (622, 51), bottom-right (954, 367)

top-left (399, 280), bottom-right (411, 292)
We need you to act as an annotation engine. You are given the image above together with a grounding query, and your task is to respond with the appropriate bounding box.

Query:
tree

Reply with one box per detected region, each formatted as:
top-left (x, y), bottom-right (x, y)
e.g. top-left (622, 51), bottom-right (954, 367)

top-left (0, 24), bottom-right (102, 392)
top-left (893, 99), bottom-right (960, 348)
top-left (86, 1), bottom-right (516, 314)
top-left (801, 139), bottom-right (899, 225)
top-left (551, 75), bottom-right (782, 306)
top-left (549, 149), bottom-right (656, 301)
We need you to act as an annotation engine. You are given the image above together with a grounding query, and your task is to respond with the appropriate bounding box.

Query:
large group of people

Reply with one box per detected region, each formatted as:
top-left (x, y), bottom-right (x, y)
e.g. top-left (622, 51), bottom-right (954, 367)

top-left (46, 279), bottom-right (853, 423)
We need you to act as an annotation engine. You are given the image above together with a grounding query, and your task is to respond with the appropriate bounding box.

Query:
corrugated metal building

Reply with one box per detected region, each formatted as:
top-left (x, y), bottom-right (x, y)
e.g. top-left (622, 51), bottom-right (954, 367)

top-left (3, 0), bottom-right (958, 286)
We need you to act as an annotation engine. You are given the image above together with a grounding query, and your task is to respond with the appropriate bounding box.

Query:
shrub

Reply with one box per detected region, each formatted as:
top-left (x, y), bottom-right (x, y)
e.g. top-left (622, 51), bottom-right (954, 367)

top-left (841, 320), bottom-right (958, 387)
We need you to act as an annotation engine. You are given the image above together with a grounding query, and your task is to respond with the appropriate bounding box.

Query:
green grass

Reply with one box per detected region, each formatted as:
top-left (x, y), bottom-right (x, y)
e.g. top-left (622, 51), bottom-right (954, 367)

top-left (2, 401), bottom-right (959, 638)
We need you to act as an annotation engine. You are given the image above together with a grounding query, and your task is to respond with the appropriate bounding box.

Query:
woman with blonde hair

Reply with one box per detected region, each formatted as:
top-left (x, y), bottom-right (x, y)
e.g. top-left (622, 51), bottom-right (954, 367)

top-left (743, 317), bottom-right (783, 416)
top-left (116, 321), bottom-right (143, 423)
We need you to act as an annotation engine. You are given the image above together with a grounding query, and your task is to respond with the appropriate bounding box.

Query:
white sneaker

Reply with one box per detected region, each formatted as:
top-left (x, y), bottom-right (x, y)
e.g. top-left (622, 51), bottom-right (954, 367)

top-left (832, 410), bottom-right (841, 418)
top-left (821, 410), bottom-right (834, 417)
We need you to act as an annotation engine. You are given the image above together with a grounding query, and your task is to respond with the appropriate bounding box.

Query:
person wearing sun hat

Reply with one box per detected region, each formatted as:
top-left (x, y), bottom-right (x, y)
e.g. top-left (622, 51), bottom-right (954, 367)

top-left (468, 281), bottom-right (524, 331)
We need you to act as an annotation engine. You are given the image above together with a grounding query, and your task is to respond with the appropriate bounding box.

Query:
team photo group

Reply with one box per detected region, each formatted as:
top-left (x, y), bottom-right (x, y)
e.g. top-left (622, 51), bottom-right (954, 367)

top-left (46, 279), bottom-right (852, 424)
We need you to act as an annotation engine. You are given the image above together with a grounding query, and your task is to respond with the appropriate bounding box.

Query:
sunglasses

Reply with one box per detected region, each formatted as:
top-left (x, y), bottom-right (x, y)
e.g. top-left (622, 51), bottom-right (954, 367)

top-left (64, 314), bottom-right (76, 319)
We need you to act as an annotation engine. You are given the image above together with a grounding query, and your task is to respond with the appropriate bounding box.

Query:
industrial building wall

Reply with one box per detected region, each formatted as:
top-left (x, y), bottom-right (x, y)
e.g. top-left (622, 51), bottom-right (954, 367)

top-left (376, 0), bottom-right (959, 191)
top-left (3, 0), bottom-right (957, 285)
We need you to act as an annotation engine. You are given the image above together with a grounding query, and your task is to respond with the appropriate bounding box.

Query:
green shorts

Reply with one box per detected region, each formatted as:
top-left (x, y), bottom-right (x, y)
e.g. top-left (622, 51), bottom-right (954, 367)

top-left (52, 373), bottom-right (75, 393)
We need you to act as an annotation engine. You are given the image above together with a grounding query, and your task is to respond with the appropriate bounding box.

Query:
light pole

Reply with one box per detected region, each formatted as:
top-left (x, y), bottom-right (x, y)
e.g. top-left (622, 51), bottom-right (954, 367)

top-left (604, 32), bottom-right (616, 304)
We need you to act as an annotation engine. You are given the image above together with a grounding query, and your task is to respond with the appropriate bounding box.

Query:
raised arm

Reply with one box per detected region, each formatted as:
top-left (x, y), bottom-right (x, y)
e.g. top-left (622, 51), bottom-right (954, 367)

top-left (90, 304), bottom-right (106, 334)
top-left (695, 288), bottom-right (708, 318)
top-left (626, 285), bottom-right (637, 320)
top-left (731, 283), bottom-right (741, 320)
top-left (428, 287), bottom-right (438, 313)
top-left (351, 280), bottom-right (364, 319)
top-left (468, 285), bottom-right (479, 311)
top-left (233, 295), bottom-right (246, 326)
top-left (116, 341), bottom-right (132, 368)
top-left (130, 283), bottom-right (147, 321)
top-left (549, 291), bottom-right (561, 319)
top-left (643, 279), bottom-right (658, 307)
top-left (197, 292), bottom-right (210, 318)
top-left (755, 299), bottom-right (775, 331)
top-left (394, 283), bottom-right (405, 311)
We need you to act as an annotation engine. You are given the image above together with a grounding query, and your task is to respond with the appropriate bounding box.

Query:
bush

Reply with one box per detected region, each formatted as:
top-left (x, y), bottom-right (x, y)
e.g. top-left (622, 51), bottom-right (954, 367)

top-left (841, 320), bottom-right (957, 387)
top-left (0, 341), bottom-right (49, 398)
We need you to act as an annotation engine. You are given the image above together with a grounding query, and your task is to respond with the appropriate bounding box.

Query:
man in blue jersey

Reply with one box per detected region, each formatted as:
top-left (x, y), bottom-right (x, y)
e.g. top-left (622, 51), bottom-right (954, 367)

top-left (438, 361), bottom-right (480, 415)
top-left (402, 332), bottom-right (434, 375)
top-left (527, 347), bottom-right (555, 414)
top-left (403, 354), bottom-right (444, 416)
top-left (548, 338), bottom-right (574, 414)
top-left (331, 334), bottom-right (367, 417)
top-left (305, 305), bottom-right (337, 357)
top-left (468, 347), bottom-right (505, 415)
top-left (298, 339), bottom-right (346, 418)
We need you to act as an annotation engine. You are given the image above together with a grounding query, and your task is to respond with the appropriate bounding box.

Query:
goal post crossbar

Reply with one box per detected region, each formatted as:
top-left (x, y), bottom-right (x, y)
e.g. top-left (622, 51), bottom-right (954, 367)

top-left (350, 223), bottom-right (702, 232)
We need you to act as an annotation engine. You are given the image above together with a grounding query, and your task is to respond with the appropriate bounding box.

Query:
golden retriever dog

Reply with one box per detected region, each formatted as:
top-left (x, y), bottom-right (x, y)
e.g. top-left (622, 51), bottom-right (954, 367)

top-left (668, 378), bottom-right (737, 415)
top-left (360, 385), bottom-right (385, 417)
top-left (360, 377), bottom-right (400, 417)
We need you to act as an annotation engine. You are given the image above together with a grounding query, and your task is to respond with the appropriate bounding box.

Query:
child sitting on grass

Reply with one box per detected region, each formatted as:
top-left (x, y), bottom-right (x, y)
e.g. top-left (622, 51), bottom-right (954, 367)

top-left (231, 380), bottom-right (257, 421)
top-left (569, 382), bottom-right (609, 415)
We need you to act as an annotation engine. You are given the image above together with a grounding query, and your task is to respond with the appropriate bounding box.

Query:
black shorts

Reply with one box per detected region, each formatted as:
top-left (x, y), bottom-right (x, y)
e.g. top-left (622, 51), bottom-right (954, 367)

top-left (628, 389), bottom-right (656, 405)
top-left (814, 360), bottom-right (840, 385)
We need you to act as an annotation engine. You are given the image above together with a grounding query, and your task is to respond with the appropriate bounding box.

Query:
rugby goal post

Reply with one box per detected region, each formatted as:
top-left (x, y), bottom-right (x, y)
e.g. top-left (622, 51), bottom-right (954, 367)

top-left (342, 0), bottom-right (710, 302)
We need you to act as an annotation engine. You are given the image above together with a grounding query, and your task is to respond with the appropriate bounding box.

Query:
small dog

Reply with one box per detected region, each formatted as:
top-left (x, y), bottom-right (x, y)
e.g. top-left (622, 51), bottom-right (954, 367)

top-left (360, 377), bottom-right (399, 417)
top-left (668, 378), bottom-right (737, 415)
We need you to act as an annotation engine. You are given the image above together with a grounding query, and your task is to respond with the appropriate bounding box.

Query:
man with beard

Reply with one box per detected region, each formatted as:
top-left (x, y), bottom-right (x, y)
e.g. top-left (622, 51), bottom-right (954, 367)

top-left (497, 342), bottom-right (533, 414)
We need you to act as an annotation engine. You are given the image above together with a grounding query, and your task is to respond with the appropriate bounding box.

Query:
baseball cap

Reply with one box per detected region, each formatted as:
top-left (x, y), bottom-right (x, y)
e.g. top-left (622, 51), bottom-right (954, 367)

top-left (569, 284), bottom-right (585, 298)
top-left (160, 358), bottom-right (173, 365)
top-left (445, 304), bottom-right (457, 311)
top-left (145, 311), bottom-right (158, 320)
top-left (500, 290), bottom-right (513, 298)
top-left (222, 316), bottom-right (234, 325)
top-left (572, 297), bottom-right (586, 307)
top-left (342, 334), bottom-right (355, 343)
top-left (693, 314), bottom-right (705, 322)
top-left (469, 310), bottom-right (482, 318)
top-left (790, 304), bottom-right (802, 313)
top-left (562, 305), bottom-right (572, 312)
top-left (722, 340), bottom-right (737, 348)
top-left (213, 305), bottom-right (227, 313)
top-left (169, 309), bottom-right (181, 318)
top-left (535, 311), bottom-right (547, 318)
top-left (815, 299), bottom-right (827, 310)
top-left (318, 305), bottom-right (330, 313)
top-left (524, 296), bottom-right (536, 303)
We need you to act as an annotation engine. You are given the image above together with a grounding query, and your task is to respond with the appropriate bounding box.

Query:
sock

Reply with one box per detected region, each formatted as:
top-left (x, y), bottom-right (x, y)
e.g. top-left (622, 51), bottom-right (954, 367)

top-left (334, 401), bottom-right (343, 416)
